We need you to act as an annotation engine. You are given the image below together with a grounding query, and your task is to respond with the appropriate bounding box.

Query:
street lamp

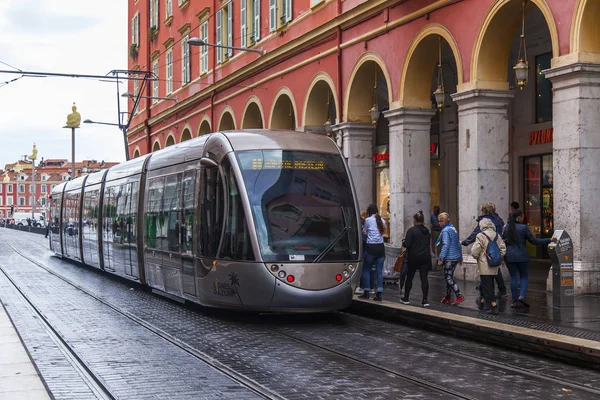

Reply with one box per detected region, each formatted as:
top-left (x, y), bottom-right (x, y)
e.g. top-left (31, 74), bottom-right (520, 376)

top-left (121, 92), bottom-right (178, 103)
top-left (187, 37), bottom-right (264, 55)
top-left (513, 0), bottom-right (529, 89)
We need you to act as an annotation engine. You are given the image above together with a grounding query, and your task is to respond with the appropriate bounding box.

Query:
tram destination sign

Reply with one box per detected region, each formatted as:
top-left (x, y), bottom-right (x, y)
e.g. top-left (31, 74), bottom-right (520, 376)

top-left (252, 158), bottom-right (325, 170)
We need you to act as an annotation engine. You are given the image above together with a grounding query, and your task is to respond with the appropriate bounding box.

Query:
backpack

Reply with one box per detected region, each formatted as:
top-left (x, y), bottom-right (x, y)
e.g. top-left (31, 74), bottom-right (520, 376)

top-left (482, 232), bottom-right (502, 267)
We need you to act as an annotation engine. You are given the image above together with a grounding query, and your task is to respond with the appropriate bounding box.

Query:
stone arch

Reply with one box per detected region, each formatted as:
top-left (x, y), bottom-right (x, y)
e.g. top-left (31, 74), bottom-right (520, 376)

top-left (303, 72), bottom-right (338, 128)
top-left (399, 24), bottom-right (464, 108)
top-left (345, 52), bottom-right (393, 123)
top-left (571, 0), bottom-right (600, 56)
top-left (269, 87), bottom-right (298, 129)
top-left (218, 107), bottom-right (236, 131)
top-left (152, 140), bottom-right (161, 152)
top-left (471, 0), bottom-right (559, 90)
top-left (132, 146), bottom-right (141, 159)
top-left (198, 116), bottom-right (211, 136)
top-left (180, 124), bottom-right (193, 142)
top-left (165, 132), bottom-right (176, 147)
top-left (241, 96), bottom-right (265, 129)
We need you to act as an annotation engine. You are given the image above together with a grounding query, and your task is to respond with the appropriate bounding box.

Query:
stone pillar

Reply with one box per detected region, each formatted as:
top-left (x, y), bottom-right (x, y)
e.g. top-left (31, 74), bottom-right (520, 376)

top-left (451, 90), bottom-right (513, 280)
top-left (384, 108), bottom-right (434, 245)
top-left (331, 122), bottom-right (374, 212)
top-left (545, 63), bottom-right (600, 294)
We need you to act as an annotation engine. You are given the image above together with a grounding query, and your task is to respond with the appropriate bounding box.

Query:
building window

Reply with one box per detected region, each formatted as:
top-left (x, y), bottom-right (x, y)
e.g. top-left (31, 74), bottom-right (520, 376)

top-left (18, 197), bottom-right (25, 206)
top-left (41, 198), bottom-right (46, 206)
top-left (131, 13), bottom-right (140, 45)
top-left (8, 185), bottom-right (13, 193)
top-left (152, 61), bottom-right (159, 101)
top-left (182, 35), bottom-right (190, 84)
top-left (29, 196), bottom-right (33, 206)
top-left (216, 9), bottom-right (222, 64)
top-left (536, 52), bottom-right (552, 124)
top-left (0, 198), bottom-right (2, 206)
top-left (150, 0), bottom-right (159, 28)
top-left (20, 175), bottom-right (25, 181)
top-left (241, 0), bottom-right (260, 47)
top-left (166, 50), bottom-right (173, 93)
top-left (241, 0), bottom-right (247, 48)
top-left (270, 0), bottom-right (292, 32)
top-left (252, 0), bottom-right (261, 42)
top-left (41, 185), bottom-right (47, 193)
top-left (7, 197), bottom-right (13, 206)
top-left (29, 184), bottom-right (33, 192)
top-left (200, 20), bottom-right (209, 73)
top-left (166, 0), bottom-right (172, 18)
top-left (226, 2), bottom-right (232, 58)
top-left (18, 184), bottom-right (24, 193)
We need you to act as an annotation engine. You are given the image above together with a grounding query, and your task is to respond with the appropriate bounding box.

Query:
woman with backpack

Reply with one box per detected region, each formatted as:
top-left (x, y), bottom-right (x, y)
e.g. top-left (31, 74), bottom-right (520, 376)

top-left (471, 218), bottom-right (507, 314)
top-left (400, 211), bottom-right (431, 307)
top-left (503, 209), bottom-right (554, 308)
top-left (358, 204), bottom-right (386, 301)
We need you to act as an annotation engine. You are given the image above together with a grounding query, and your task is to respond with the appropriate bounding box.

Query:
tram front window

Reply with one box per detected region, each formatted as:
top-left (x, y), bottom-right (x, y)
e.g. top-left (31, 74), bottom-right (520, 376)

top-left (237, 150), bottom-right (359, 263)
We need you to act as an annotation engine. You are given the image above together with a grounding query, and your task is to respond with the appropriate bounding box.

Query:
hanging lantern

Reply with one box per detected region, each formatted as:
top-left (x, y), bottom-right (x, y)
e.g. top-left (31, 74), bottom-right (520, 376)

top-left (324, 119), bottom-right (332, 136)
top-left (513, 0), bottom-right (529, 89)
top-left (369, 104), bottom-right (379, 126)
top-left (433, 36), bottom-right (445, 110)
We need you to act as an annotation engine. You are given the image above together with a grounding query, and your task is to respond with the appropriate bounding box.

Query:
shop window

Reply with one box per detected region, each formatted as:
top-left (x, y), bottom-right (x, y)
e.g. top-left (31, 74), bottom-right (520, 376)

top-left (535, 53), bottom-right (552, 124)
top-left (523, 154), bottom-right (553, 259)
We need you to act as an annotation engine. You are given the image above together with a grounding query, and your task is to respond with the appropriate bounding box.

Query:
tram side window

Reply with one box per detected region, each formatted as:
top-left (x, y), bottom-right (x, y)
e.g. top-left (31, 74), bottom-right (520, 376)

top-left (182, 171), bottom-right (195, 255)
top-left (200, 166), bottom-right (222, 258)
top-left (163, 174), bottom-right (181, 252)
top-left (128, 182), bottom-right (139, 245)
top-left (146, 177), bottom-right (164, 249)
top-left (103, 186), bottom-right (117, 242)
top-left (219, 158), bottom-right (254, 261)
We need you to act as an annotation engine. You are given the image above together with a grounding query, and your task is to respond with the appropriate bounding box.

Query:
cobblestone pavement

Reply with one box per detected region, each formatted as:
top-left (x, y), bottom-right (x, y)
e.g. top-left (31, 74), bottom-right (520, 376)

top-left (1, 229), bottom-right (599, 400)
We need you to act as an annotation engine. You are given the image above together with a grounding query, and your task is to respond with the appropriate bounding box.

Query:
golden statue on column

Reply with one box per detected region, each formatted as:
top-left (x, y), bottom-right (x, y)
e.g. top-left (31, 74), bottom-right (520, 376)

top-left (29, 143), bottom-right (38, 161)
top-left (65, 103), bottom-right (81, 128)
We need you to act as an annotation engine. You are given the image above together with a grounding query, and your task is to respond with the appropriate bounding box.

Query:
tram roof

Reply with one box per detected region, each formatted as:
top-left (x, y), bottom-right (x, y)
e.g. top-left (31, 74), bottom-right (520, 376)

top-left (222, 130), bottom-right (339, 154)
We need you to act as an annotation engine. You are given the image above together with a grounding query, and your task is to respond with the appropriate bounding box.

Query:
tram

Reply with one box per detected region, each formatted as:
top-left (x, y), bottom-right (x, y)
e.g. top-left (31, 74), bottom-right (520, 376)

top-left (49, 130), bottom-right (362, 312)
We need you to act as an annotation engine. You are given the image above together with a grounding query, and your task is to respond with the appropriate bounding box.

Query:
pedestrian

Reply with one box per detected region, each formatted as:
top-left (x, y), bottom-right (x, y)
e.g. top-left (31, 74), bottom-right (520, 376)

top-left (358, 204), bottom-right (386, 301)
top-left (430, 205), bottom-right (441, 258)
top-left (400, 211), bottom-right (431, 307)
top-left (509, 201), bottom-right (527, 225)
top-left (461, 202), bottom-right (508, 300)
top-left (355, 211), bottom-right (369, 295)
top-left (503, 209), bottom-right (553, 308)
top-left (437, 212), bottom-right (465, 305)
top-left (471, 218), bottom-right (506, 314)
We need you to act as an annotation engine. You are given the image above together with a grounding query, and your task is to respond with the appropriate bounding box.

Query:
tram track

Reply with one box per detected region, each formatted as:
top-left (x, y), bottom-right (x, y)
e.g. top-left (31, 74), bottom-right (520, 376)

top-left (7, 244), bottom-right (283, 400)
top-left (0, 265), bottom-right (115, 400)
top-left (339, 312), bottom-right (600, 397)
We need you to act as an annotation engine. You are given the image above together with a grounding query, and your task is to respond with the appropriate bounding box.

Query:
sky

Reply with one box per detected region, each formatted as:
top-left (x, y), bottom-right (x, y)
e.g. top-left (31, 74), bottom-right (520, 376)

top-left (0, 0), bottom-right (128, 169)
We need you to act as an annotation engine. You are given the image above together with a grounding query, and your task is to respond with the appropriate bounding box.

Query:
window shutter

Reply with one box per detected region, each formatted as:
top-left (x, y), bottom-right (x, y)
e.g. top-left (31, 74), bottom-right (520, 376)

top-left (285, 0), bottom-right (291, 22)
top-left (254, 0), bottom-right (260, 41)
top-left (136, 14), bottom-right (140, 44)
top-left (149, 0), bottom-right (154, 27)
top-left (227, 2), bottom-right (233, 57)
top-left (131, 17), bottom-right (135, 44)
top-left (269, 0), bottom-right (276, 32)
top-left (216, 9), bottom-right (222, 64)
top-left (241, 0), bottom-right (247, 48)
top-left (157, 0), bottom-right (160, 25)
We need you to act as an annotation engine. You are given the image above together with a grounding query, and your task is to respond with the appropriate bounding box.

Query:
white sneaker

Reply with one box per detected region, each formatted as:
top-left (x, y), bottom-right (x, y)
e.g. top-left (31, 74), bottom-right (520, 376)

top-left (354, 287), bottom-right (364, 294)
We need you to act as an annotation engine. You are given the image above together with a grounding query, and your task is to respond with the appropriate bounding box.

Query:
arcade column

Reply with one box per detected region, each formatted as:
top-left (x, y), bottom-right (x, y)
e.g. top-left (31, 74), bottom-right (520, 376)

top-left (384, 108), bottom-right (434, 245)
top-left (451, 89), bottom-right (513, 256)
top-left (545, 62), bottom-right (600, 294)
top-left (331, 122), bottom-right (374, 212)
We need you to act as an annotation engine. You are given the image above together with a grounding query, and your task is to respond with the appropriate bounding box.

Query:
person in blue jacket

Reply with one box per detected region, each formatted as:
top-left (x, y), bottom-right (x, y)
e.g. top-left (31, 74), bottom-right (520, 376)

top-left (503, 209), bottom-right (555, 308)
top-left (437, 212), bottom-right (465, 305)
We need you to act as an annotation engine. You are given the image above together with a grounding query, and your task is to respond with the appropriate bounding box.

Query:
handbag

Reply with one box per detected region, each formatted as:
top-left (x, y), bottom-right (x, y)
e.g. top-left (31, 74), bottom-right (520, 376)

top-left (393, 249), bottom-right (406, 273)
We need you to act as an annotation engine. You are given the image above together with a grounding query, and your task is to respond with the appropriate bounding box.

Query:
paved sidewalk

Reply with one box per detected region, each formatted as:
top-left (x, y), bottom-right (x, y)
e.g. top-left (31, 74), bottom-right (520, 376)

top-left (351, 270), bottom-right (600, 365)
top-left (0, 302), bottom-right (50, 400)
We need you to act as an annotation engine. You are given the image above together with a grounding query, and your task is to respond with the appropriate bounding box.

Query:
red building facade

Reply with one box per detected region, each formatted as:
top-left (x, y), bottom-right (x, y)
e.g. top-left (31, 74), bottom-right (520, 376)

top-left (127, 0), bottom-right (600, 293)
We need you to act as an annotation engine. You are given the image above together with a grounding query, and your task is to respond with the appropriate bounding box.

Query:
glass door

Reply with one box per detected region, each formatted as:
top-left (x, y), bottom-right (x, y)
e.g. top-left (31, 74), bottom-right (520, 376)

top-left (523, 154), bottom-right (553, 259)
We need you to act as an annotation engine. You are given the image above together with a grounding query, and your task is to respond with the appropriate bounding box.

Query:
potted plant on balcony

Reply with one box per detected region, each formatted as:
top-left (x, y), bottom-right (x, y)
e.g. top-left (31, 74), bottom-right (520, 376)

top-left (149, 25), bottom-right (158, 42)
top-left (129, 43), bottom-right (139, 60)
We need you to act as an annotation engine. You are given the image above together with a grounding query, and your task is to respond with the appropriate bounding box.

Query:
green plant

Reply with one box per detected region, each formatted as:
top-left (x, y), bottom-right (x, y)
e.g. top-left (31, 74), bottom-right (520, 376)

top-left (149, 25), bottom-right (158, 42)
top-left (129, 43), bottom-right (139, 60)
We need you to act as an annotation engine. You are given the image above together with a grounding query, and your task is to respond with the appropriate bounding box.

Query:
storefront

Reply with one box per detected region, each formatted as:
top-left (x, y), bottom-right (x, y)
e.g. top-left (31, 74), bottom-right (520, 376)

top-left (373, 145), bottom-right (390, 240)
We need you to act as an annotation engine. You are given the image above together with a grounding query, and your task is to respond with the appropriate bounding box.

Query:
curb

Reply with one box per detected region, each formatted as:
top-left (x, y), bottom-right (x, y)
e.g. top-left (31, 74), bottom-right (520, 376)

top-left (349, 298), bottom-right (600, 367)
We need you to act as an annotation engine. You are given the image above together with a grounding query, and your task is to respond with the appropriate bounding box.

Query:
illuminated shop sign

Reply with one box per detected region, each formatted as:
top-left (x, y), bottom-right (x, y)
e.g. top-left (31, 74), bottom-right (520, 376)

top-left (529, 128), bottom-right (553, 146)
top-left (373, 141), bottom-right (440, 166)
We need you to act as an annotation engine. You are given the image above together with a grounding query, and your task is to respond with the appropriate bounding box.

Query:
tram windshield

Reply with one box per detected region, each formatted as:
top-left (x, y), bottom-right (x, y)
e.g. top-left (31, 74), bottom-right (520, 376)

top-left (237, 150), bottom-right (359, 263)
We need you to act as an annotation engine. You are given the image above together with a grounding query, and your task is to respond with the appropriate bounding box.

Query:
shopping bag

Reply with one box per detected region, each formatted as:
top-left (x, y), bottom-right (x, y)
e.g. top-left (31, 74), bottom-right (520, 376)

top-left (393, 249), bottom-right (406, 273)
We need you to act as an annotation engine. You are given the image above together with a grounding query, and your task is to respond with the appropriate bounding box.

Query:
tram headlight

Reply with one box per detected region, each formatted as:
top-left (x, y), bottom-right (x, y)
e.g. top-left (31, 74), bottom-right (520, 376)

top-left (271, 264), bottom-right (279, 272)
top-left (278, 271), bottom-right (286, 278)
top-left (348, 264), bottom-right (355, 272)
top-left (342, 270), bottom-right (349, 278)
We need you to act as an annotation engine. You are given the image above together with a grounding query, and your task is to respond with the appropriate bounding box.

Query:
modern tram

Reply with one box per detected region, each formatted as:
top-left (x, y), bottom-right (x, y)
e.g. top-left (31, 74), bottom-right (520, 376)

top-left (49, 130), bottom-right (362, 312)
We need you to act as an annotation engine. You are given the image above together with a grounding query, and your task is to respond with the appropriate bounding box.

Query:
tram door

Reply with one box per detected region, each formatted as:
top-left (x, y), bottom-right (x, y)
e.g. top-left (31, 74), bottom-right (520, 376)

top-left (181, 171), bottom-right (197, 297)
top-left (145, 177), bottom-right (165, 290)
top-left (161, 174), bottom-right (183, 297)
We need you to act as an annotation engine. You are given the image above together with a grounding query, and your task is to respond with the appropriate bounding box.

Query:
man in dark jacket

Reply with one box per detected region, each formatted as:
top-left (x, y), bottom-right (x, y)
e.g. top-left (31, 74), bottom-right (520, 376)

top-left (461, 202), bottom-right (507, 299)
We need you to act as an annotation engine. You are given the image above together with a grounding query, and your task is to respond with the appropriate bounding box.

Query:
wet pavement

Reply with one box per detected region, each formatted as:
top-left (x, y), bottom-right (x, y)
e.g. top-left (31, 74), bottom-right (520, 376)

top-left (2, 228), bottom-right (600, 399)
top-left (373, 268), bottom-right (600, 340)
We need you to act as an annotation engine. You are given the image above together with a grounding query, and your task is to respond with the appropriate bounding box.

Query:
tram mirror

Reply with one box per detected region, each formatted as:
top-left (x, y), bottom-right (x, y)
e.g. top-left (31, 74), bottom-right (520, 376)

top-left (200, 157), bottom-right (218, 167)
